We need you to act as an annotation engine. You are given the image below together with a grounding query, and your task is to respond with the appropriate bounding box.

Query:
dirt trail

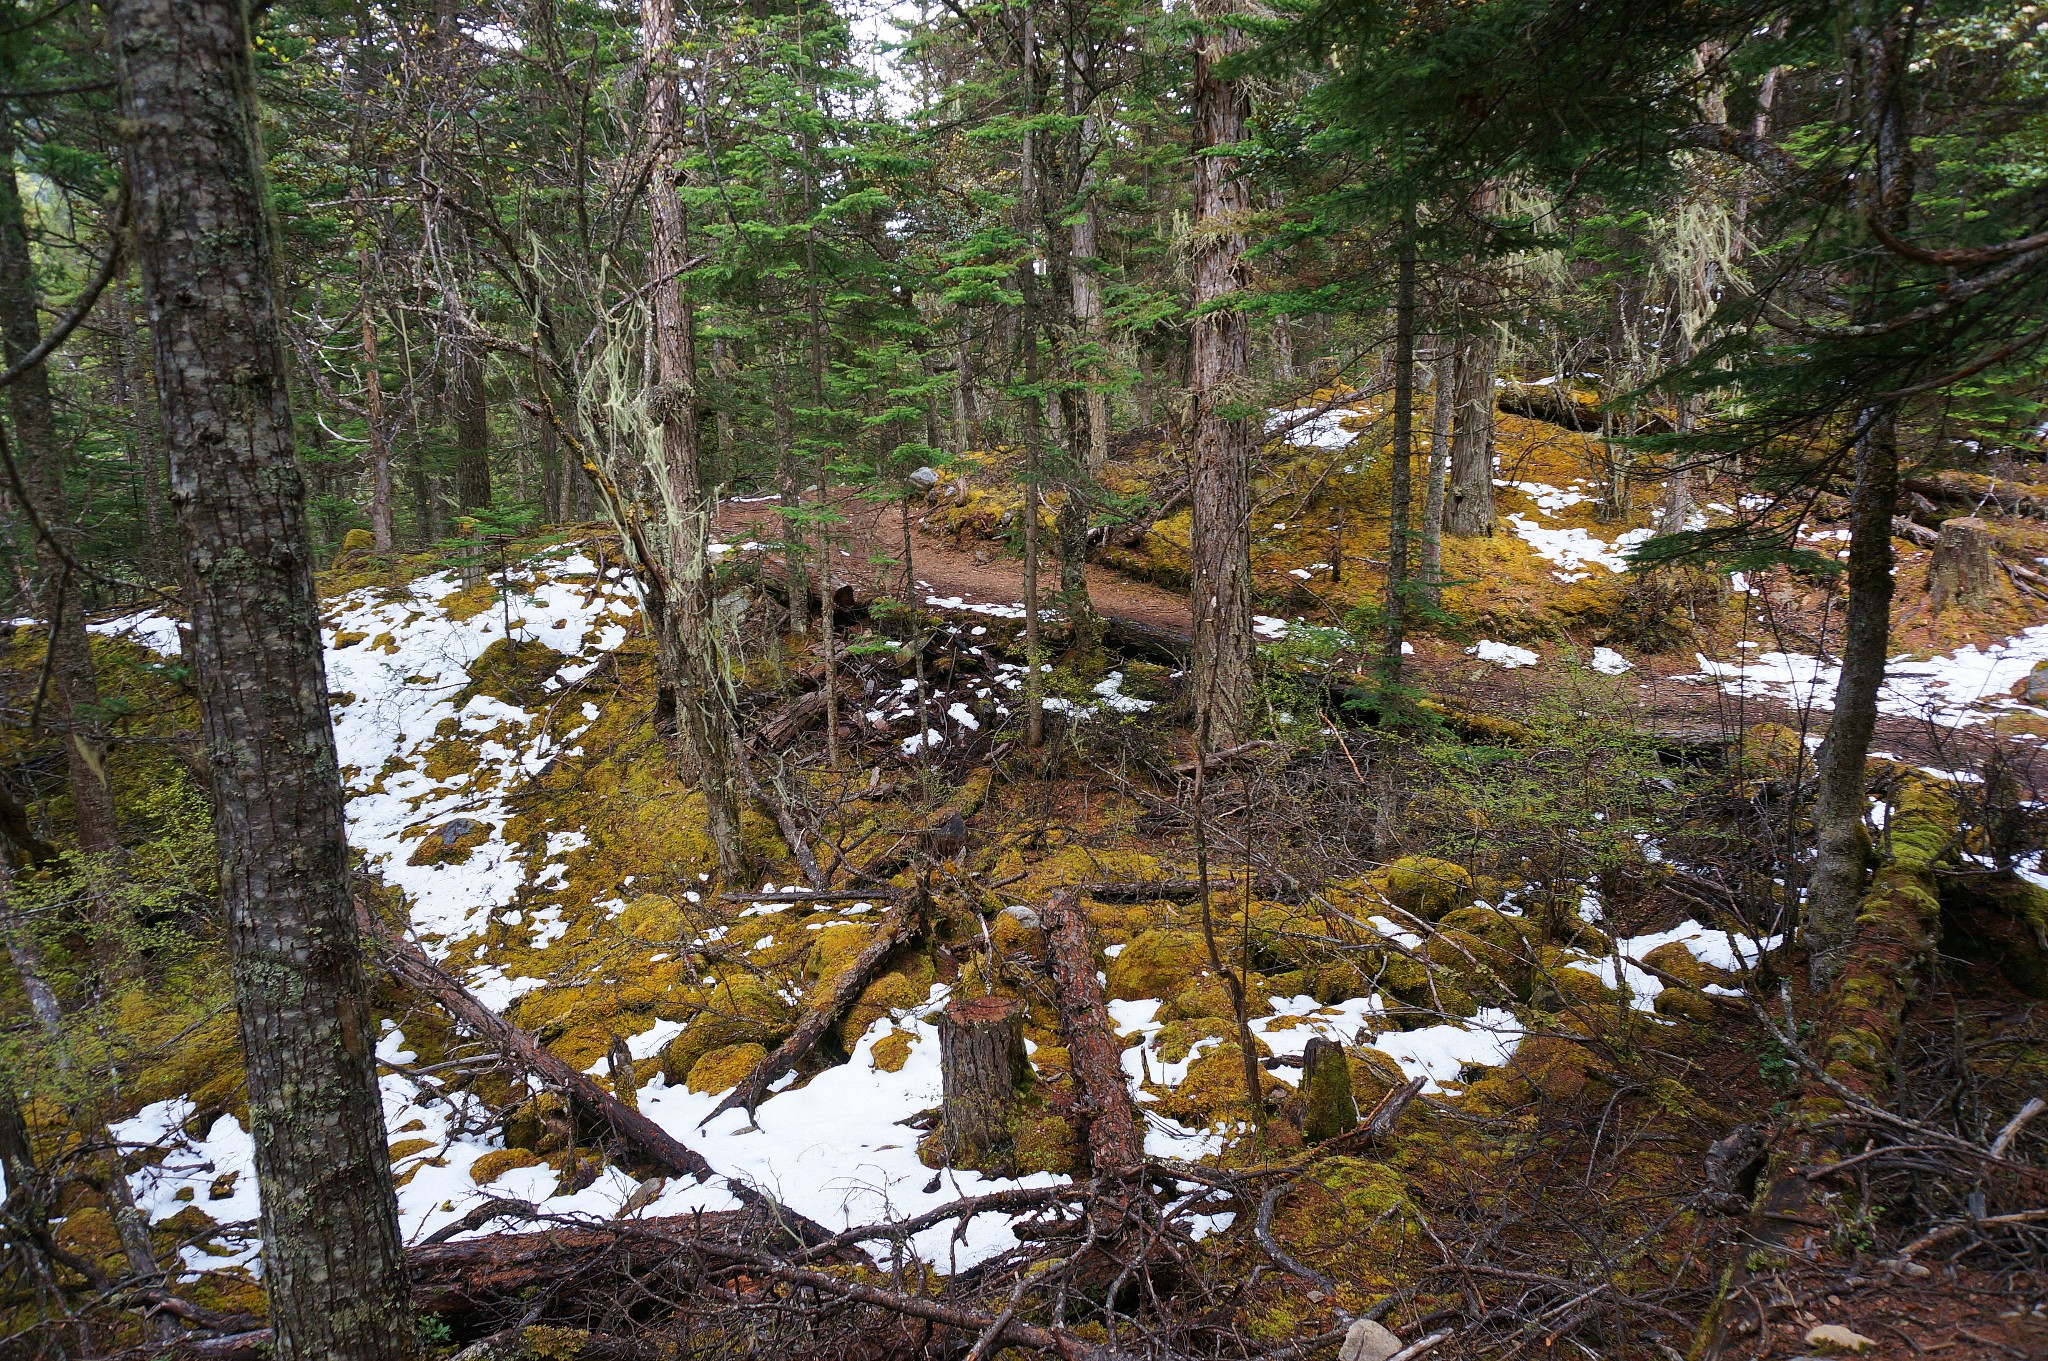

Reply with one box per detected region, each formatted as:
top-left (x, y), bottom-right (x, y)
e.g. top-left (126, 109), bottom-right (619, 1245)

top-left (715, 491), bottom-right (1192, 637)
top-left (713, 492), bottom-right (2040, 773)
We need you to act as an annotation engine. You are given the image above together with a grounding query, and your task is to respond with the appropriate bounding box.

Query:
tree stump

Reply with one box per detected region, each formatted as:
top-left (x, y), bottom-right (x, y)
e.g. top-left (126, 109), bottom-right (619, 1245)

top-left (1299, 1036), bottom-right (1358, 1143)
top-left (1928, 516), bottom-right (1994, 613)
top-left (938, 995), bottom-right (1029, 1170)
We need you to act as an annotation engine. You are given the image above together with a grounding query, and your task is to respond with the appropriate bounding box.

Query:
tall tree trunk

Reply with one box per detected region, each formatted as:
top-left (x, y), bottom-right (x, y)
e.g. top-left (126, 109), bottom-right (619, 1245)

top-left (954, 312), bottom-right (979, 449)
top-left (1015, 0), bottom-right (1046, 748)
top-left (1420, 345), bottom-right (1453, 605)
top-left (1806, 10), bottom-right (1916, 982)
top-left (109, 2), bottom-right (416, 1355)
top-left (1188, 4), bottom-right (1256, 751)
top-left (0, 108), bottom-right (119, 853)
top-left (1379, 219), bottom-right (1416, 690)
top-left (644, 0), bottom-right (745, 879)
top-left (1067, 96), bottom-right (1110, 475)
top-left (1444, 319), bottom-right (1497, 537)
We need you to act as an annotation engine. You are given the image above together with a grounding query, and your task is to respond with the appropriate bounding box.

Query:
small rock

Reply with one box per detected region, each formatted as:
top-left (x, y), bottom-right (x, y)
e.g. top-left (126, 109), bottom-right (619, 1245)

top-left (1338, 1318), bottom-right (1403, 1361)
top-left (908, 465), bottom-right (941, 492)
top-left (1803, 1323), bottom-right (1877, 1353)
top-left (1879, 1257), bottom-right (1932, 1278)
top-left (1000, 905), bottom-right (1042, 930)
top-left (440, 817), bottom-right (483, 847)
top-left (2027, 659), bottom-right (2048, 704)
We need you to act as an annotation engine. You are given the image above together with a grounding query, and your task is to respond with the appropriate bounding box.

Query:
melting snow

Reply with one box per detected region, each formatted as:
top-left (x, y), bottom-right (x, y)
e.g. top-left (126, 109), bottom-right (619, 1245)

top-left (1690, 625), bottom-right (2048, 730)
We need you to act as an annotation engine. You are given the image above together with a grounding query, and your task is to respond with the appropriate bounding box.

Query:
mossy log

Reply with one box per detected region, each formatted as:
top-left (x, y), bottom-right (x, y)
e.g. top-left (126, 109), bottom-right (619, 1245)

top-left (1815, 774), bottom-right (1958, 1102)
top-left (700, 891), bottom-right (924, 1125)
top-left (1039, 888), bottom-right (1146, 1176)
top-left (937, 994), bottom-right (1030, 1171)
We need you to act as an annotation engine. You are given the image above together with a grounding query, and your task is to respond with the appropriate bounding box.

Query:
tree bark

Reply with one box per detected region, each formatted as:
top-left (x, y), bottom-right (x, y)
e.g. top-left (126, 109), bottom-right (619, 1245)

top-left (938, 994), bottom-right (1029, 1172)
top-left (108, 1), bottom-right (416, 1354)
top-left (1444, 322), bottom-right (1497, 537)
top-left (448, 293), bottom-right (492, 515)
top-left (1298, 1035), bottom-right (1357, 1143)
top-left (1188, 5), bottom-right (1256, 751)
top-left (0, 110), bottom-right (118, 854)
top-left (1015, 0), bottom-right (1047, 748)
top-left (644, 0), bottom-right (746, 879)
top-left (1927, 516), bottom-right (1993, 613)
top-left (1807, 406), bottom-right (1902, 977)
top-left (1038, 888), bottom-right (1144, 1177)
top-left (772, 337), bottom-right (810, 636)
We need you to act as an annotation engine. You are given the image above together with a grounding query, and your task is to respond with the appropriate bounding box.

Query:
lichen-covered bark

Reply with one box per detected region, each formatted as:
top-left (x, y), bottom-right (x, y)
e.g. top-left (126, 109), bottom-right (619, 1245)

top-left (109, 0), bottom-right (415, 1354)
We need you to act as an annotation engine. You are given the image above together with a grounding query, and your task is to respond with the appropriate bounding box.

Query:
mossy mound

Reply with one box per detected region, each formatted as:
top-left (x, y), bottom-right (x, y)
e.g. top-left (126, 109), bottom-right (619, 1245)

top-left (470, 1148), bottom-right (544, 1186)
top-left (1641, 941), bottom-right (1733, 990)
top-left (687, 1042), bottom-right (767, 1095)
top-left (1736, 722), bottom-right (1811, 784)
top-left (460, 636), bottom-right (572, 708)
top-left (1527, 947), bottom-right (1621, 1013)
top-left (1462, 1035), bottom-right (1600, 1112)
top-left (407, 816), bottom-right (493, 866)
top-left (1164, 971), bottom-right (1274, 1023)
top-left (844, 956), bottom-right (936, 1041)
top-left (1380, 856), bottom-right (1474, 919)
top-left (869, 1028), bottom-right (915, 1073)
top-left (1149, 1039), bottom-right (1284, 1125)
top-left (659, 977), bottom-right (796, 1083)
top-left (1105, 928), bottom-right (1206, 1001)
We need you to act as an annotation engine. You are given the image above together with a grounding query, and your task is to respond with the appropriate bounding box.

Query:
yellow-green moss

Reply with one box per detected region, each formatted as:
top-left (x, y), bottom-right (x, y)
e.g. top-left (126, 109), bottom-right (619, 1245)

top-left (687, 1042), bottom-right (767, 1095)
top-left (1105, 928), bottom-right (1206, 1001)
top-left (870, 1028), bottom-right (915, 1073)
top-left (1381, 857), bottom-right (1474, 919)
top-left (469, 1147), bottom-right (545, 1185)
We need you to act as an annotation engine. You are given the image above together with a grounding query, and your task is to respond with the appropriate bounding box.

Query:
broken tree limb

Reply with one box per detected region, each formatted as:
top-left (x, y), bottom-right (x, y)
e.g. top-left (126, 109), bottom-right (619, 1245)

top-left (1037, 888), bottom-right (1144, 1177)
top-left (755, 690), bottom-right (829, 749)
top-left (700, 890), bottom-right (924, 1125)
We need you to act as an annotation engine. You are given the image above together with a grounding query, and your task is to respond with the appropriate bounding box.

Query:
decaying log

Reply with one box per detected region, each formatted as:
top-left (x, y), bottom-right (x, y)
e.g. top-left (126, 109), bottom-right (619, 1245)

top-left (1103, 613), bottom-right (1192, 662)
top-left (719, 888), bottom-right (904, 905)
top-left (1905, 470), bottom-right (2048, 518)
top-left (937, 994), bottom-right (1029, 1170)
top-left (756, 690), bottom-right (830, 749)
top-left (361, 907), bottom-right (722, 1183)
top-left (701, 891), bottom-right (924, 1124)
top-left (1928, 516), bottom-right (1995, 612)
top-left (1037, 889), bottom-right (1145, 1177)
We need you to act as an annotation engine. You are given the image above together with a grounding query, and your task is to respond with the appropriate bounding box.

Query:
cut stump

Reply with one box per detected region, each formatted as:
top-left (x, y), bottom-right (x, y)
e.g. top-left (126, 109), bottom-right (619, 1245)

top-left (1928, 516), bottom-right (1994, 612)
top-left (938, 994), bottom-right (1028, 1171)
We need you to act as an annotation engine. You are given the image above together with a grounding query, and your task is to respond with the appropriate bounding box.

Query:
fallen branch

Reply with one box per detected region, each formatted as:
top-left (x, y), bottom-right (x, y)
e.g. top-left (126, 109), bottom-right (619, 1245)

top-left (357, 902), bottom-right (828, 1243)
top-left (1039, 888), bottom-right (1145, 1177)
top-left (701, 891), bottom-right (924, 1125)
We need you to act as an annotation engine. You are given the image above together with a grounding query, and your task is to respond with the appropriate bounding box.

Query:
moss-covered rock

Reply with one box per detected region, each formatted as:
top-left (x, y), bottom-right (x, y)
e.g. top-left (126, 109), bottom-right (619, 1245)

top-left (869, 1028), bottom-right (915, 1073)
top-left (1641, 941), bottom-right (1733, 990)
top-left (686, 1042), bottom-right (767, 1095)
top-left (406, 816), bottom-right (492, 866)
top-left (659, 977), bottom-right (795, 1083)
top-left (460, 636), bottom-right (572, 708)
top-left (1164, 970), bottom-right (1273, 1023)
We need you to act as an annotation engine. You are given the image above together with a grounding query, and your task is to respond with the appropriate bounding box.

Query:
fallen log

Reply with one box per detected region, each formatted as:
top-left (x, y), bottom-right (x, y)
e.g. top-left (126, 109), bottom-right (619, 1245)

top-left (756, 689), bottom-right (830, 749)
top-left (700, 891), bottom-right (925, 1125)
top-left (358, 904), bottom-right (831, 1245)
top-left (1905, 470), bottom-right (2048, 519)
top-left (1038, 888), bottom-right (1144, 1177)
top-left (1102, 613), bottom-right (1191, 662)
top-left (719, 888), bottom-right (904, 905)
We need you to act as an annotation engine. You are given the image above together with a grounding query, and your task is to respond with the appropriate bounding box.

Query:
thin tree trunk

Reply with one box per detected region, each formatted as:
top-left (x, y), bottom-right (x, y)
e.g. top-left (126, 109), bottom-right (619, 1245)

top-left (359, 255), bottom-right (396, 551)
top-left (1188, 5), bottom-right (1256, 751)
top-left (1806, 11), bottom-right (1916, 982)
top-left (1379, 218), bottom-right (1416, 690)
top-left (644, 0), bottom-right (745, 879)
top-left (954, 312), bottom-right (979, 449)
top-left (450, 325), bottom-right (492, 513)
top-left (113, 286), bottom-right (170, 573)
top-left (1016, 0), bottom-right (1046, 748)
top-left (773, 337), bottom-right (810, 636)
top-left (0, 109), bottom-right (118, 854)
top-left (109, 1), bottom-right (416, 1354)
top-left (1420, 346), bottom-right (1453, 605)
